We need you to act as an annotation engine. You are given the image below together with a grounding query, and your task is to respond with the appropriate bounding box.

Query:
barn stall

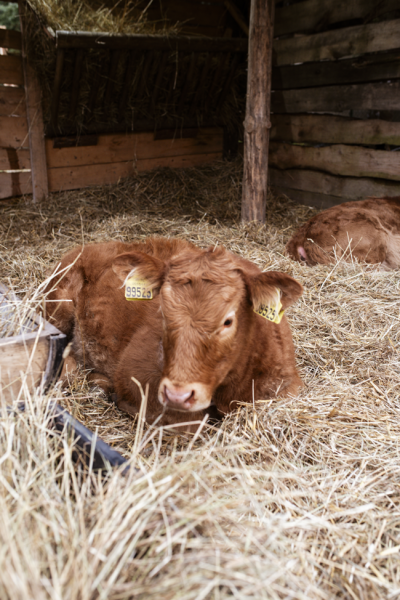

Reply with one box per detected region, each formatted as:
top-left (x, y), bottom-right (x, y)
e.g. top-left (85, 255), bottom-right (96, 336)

top-left (1, 2), bottom-right (400, 599)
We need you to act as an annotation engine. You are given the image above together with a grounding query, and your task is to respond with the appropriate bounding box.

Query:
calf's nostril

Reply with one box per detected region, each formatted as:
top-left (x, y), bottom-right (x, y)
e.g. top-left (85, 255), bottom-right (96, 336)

top-left (164, 385), bottom-right (193, 404)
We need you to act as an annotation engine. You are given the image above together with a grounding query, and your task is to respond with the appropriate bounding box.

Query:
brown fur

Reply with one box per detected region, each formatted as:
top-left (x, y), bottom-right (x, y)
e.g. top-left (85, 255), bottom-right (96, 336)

top-left (286, 197), bottom-right (400, 270)
top-left (45, 238), bottom-right (303, 430)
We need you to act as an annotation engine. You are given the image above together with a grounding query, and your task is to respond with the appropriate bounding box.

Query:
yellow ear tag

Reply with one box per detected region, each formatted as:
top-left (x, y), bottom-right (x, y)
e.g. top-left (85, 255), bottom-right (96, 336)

top-left (125, 276), bottom-right (153, 301)
top-left (254, 290), bottom-right (284, 324)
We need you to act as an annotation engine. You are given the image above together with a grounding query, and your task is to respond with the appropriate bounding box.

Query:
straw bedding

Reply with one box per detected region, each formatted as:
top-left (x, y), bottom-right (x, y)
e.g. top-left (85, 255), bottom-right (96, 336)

top-left (0, 158), bottom-right (400, 599)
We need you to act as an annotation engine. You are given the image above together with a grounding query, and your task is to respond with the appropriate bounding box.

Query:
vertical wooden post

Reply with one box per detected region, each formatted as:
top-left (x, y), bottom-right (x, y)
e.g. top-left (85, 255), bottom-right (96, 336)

top-left (241, 0), bottom-right (274, 223)
top-left (18, 0), bottom-right (48, 201)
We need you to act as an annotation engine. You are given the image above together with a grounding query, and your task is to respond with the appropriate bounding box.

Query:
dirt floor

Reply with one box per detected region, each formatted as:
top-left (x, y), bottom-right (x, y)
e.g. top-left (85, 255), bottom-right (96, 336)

top-left (0, 158), bottom-right (399, 599)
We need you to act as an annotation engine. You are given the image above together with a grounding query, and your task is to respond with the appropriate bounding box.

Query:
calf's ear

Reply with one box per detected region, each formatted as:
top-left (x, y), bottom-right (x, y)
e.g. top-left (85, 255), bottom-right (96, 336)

top-left (247, 271), bottom-right (303, 311)
top-left (112, 252), bottom-right (166, 295)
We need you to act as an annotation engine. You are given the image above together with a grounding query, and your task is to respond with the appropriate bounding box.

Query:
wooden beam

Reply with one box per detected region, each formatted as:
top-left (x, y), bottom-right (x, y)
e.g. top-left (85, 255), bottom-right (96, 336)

top-left (241, 0), bottom-right (274, 223)
top-left (272, 49), bottom-right (400, 90)
top-left (274, 18), bottom-right (400, 66)
top-left (270, 114), bottom-right (400, 146)
top-left (56, 31), bottom-right (248, 53)
top-left (0, 55), bottom-right (23, 86)
top-left (269, 168), bottom-right (400, 201)
top-left (274, 0), bottom-right (400, 37)
top-left (269, 142), bottom-right (400, 181)
top-left (271, 81), bottom-right (400, 114)
top-left (18, 0), bottom-right (48, 201)
top-left (47, 152), bottom-right (221, 193)
top-left (46, 128), bottom-right (223, 169)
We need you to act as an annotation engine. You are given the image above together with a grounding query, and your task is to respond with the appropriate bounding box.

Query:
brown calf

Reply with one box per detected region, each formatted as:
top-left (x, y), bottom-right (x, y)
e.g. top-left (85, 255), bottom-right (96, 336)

top-left (45, 238), bottom-right (303, 429)
top-left (286, 197), bottom-right (400, 270)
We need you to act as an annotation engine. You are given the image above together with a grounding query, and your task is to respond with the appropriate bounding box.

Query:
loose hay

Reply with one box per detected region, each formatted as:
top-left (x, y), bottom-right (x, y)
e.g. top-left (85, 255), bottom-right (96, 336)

top-left (0, 158), bottom-right (400, 599)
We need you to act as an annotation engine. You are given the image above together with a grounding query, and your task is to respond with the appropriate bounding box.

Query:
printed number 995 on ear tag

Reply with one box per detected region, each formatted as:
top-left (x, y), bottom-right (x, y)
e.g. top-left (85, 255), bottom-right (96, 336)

top-left (125, 276), bottom-right (153, 301)
top-left (254, 301), bottom-right (284, 324)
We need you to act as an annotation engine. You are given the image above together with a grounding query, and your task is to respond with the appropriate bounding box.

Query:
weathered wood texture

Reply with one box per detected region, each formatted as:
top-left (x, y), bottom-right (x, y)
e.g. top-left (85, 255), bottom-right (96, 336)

top-left (269, 168), bottom-right (400, 202)
top-left (0, 86), bottom-right (26, 116)
top-left (241, 0), bottom-right (274, 223)
top-left (0, 55), bottom-right (23, 85)
top-left (0, 116), bottom-right (29, 149)
top-left (269, 143), bottom-right (400, 182)
top-left (275, 0), bottom-right (399, 37)
top-left (0, 283), bottom-right (66, 402)
top-left (0, 171), bottom-right (32, 200)
top-left (271, 0), bottom-right (400, 208)
top-left (18, 1), bottom-right (48, 201)
top-left (0, 148), bottom-right (30, 170)
top-left (270, 115), bottom-right (400, 146)
top-left (46, 128), bottom-right (223, 168)
top-left (274, 18), bottom-right (400, 66)
top-left (46, 128), bottom-right (223, 193)
top-left (47, 153), bottom-right (221, 193)
top-left (1, 127), bottom-right (222, 199)
top-left (0, 27), bottom-right (21, 50)
top-left (272, 81), bottom-right (400, 114)
top-left (272, 49), bottom-right (400, 90)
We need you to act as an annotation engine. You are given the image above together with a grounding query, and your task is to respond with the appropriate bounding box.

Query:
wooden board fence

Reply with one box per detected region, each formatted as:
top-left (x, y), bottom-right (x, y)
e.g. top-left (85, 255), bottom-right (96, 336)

top-left (270, 0), bottom-right (400, 208)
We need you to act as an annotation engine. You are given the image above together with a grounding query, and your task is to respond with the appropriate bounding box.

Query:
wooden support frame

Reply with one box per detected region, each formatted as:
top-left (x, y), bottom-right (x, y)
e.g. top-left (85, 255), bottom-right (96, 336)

top-left (241, 0), bottom-right (274, 223)
top-left (18, 0), bottom-right (48, 201)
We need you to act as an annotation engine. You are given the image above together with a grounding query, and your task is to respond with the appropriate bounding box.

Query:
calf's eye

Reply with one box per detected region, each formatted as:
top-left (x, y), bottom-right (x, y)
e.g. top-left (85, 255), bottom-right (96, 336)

top-left (224, 318), bottom-right (233, 327)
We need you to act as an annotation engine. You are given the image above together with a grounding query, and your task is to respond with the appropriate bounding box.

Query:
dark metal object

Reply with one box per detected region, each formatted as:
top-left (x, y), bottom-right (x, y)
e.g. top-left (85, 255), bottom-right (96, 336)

top-left (10, 402), bottom-right (130, 472)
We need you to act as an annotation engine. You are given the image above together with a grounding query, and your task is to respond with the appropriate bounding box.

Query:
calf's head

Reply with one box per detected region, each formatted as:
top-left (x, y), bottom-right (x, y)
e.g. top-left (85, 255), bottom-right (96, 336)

top-left (113, 247), bottom-right (302, 413)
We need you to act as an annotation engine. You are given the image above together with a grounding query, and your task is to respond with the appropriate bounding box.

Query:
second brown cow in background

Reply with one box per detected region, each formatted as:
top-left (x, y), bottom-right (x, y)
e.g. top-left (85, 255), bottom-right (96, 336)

top-left (286, 197), bottom-right (400, 270)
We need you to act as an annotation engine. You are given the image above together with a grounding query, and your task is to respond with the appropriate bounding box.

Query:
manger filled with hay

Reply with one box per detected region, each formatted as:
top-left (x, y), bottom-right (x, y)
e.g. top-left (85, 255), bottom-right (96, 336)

top-left (20, 0), bottom-right (247, 138)
top-left (1, 158), bottom-right (400, 598)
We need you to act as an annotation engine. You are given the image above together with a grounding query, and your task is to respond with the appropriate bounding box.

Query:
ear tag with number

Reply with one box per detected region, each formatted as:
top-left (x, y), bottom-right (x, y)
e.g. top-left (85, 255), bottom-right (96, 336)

top-left (125, 275), bottom-right (153, 301)
top-left (254, 289), bottom-right (284, 324)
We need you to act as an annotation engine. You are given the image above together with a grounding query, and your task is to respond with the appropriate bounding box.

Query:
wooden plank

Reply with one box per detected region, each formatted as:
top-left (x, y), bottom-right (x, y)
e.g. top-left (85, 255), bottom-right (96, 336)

top-left (241, 0), bottom-right (274, 223)
top-left (47, 152), bottom-right (222, 192)
top-left (0, 116), bottom-right (29, 148)
top-left (269, 168), bottom-right (400, 201)
top-left (0, 147), bottom-right (30, 170)
top-left (271, 81), bottom-right (400, 114)
top-left (0, 55), bottom-right (23, 85)
top-left (0, 171), bottom-right (32, 200)
top-left (272, 49), bottom-right (400, 90)
top-left (56, 31), bottom-right (248, 53)
top-left (270, 114), bottom-right (400, 146)
top-left (273, 18), bottom-right (400, 66)
top-left (0, 28), bottom-right (21, 51)
top-left (0, 86), bottom-right (26, 116)
top-left (18, 0), bottom-right (48, 201)
top-left (46, 128), bottom-right (223, 169)
top-left (0, 333), bottom-right (49, 401)
top-left (268, 142), bottom-right (400, 182)
top-left (275, 0), bottom-right (400, 37)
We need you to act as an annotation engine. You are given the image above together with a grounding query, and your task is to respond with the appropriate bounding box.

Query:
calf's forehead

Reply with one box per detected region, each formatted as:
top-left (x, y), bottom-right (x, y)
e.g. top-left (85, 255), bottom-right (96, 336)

top-left (161, 262), bottom-right (246, 323)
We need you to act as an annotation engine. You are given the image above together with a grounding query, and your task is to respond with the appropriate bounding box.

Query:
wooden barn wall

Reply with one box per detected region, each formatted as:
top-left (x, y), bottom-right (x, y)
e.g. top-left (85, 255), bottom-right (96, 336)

top-left (0, 27), bottom-right (223, 200)
top-left (0, 28), bottom-right (32, 199)
top-left (270, 0), bottom-right (400, 209)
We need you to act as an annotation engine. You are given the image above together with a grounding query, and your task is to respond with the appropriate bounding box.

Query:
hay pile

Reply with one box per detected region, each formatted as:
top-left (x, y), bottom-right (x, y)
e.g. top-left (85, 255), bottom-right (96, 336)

top-left (1, 158), bottom-right (400, 599)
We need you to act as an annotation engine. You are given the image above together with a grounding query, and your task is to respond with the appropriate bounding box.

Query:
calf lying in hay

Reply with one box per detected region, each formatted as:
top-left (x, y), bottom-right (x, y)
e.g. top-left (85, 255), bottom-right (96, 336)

top-left (286, 197), bottom-right (400, 269)
top-left (45, 237), bottom-right (303, 430)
